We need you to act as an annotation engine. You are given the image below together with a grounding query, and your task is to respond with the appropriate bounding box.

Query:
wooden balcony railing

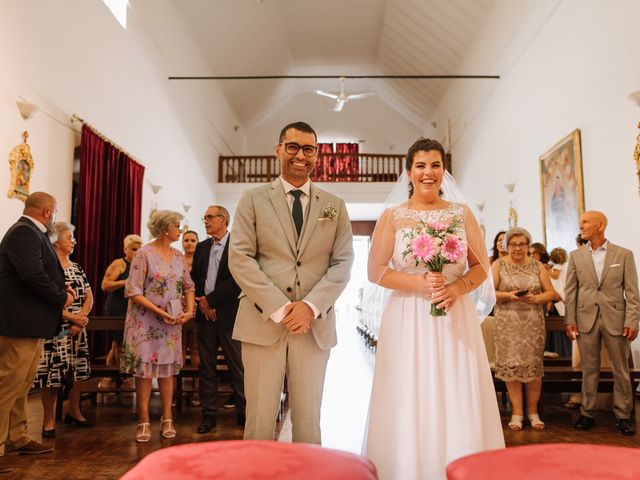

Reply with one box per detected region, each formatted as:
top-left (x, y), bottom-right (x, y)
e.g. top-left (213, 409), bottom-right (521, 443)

top-left (218, 153), bottom-right (405, 183)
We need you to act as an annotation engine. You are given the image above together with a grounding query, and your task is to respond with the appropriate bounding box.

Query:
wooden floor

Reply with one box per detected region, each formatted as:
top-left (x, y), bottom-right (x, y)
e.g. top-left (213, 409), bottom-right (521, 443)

top-left (4, 309), bottom-right (640, 479)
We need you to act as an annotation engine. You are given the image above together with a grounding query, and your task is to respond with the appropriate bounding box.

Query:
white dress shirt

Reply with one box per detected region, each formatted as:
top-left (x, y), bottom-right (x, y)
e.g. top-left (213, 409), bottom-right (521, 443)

top-left (588, 240), bottom-right (608, 283)
top-left (280, 176), bottom-right (311, 223)
top-left (22, 215), bottom-right (47, 233)
top-left (270, 177), bottom-right (319, 323)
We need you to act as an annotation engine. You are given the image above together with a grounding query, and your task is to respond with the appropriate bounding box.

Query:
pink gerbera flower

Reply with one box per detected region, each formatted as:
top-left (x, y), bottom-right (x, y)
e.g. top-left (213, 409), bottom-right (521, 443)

top-left (412, 235), bottom-right (439, 263)
top-left (441, 235), bottom-right (466, 262)
top-left (429, 221), bottom-right (449, 231)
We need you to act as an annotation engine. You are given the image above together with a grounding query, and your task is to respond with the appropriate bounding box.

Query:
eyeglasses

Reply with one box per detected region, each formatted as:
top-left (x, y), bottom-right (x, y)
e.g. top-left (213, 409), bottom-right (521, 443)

top-left (281, 142), bottom-right (318, 157)
top-left (202, 214), bottom-right (225, 223)
top-left (508, 242), bottom-right (529, 249)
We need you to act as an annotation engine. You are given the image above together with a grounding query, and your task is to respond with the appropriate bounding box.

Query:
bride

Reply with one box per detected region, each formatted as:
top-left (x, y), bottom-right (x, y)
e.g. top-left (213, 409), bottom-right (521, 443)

top-left (362, 138), bottom-right (504, 479)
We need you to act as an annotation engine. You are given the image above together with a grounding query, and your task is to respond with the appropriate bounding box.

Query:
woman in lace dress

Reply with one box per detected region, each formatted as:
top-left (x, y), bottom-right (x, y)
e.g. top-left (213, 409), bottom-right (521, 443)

top-left (492, 227), bottom-right (556, 431)
top-left (363, 139), bottom-right (504, 480)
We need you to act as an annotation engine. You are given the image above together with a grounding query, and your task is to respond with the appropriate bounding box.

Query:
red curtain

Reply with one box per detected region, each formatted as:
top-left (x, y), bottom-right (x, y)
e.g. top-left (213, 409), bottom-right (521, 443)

top-left (335, 143), bottom-right (359, 181)
top-left (75, 125), bottom-right (145, 314)
top-left (310, 143), bottom-right (334, 182)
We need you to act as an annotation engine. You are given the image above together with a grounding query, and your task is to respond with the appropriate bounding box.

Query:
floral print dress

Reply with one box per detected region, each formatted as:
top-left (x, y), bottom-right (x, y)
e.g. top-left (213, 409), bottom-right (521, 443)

top-left (120, 245), bottom-right (194, 378)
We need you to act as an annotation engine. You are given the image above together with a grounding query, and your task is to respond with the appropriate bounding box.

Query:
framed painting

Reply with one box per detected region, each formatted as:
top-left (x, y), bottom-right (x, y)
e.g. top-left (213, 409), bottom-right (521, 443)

top-left (539, 129), bottom-right (585, 253)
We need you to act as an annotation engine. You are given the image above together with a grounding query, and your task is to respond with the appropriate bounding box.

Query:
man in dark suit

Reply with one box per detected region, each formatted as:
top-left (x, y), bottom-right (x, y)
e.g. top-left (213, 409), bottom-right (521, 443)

top-left (565, 211), bottom-right (639, 435)
top-left (191, 205), bottom-right (244, 433)
top-left (0, 192), bottom-right (74, 473)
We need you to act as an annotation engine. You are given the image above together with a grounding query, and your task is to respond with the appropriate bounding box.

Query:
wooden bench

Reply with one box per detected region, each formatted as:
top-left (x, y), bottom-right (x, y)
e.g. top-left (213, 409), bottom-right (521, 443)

top-left (55, 316), bottom-right (231, 419)
top-left (491, 316), bottom-right (639, 404)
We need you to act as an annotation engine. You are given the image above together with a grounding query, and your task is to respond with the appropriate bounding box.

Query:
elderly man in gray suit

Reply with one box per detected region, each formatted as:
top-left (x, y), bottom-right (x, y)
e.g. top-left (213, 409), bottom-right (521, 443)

top-left (229, 121), bottom-right (354, 444)
top-left (565, 211), bottom-right (639, 435)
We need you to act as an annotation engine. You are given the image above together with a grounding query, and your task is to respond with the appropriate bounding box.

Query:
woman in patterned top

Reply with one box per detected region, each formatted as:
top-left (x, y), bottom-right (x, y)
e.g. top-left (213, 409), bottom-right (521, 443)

top-left (121, 210), bottom-right (194, 442)
top-left (34, 222), bottom-right (93, 438)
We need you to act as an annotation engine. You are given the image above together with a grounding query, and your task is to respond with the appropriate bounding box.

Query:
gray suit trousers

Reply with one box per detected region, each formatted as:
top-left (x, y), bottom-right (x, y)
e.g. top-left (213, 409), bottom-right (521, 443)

top-left (241, 331), bottom-right (330, 444)
top-left (577, 314), bottom-right (633, 419)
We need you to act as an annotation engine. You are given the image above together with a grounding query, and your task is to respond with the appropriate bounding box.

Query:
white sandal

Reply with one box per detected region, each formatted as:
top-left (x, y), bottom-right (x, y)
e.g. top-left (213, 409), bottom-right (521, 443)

top-left (528, 413), bottom-right (545, 430)
top-left (160, 417), bottom-right (176, 438)
top-left (508, 415), bottom-right (524, 431)
top-left (136, 422), bottom-right (151, 443)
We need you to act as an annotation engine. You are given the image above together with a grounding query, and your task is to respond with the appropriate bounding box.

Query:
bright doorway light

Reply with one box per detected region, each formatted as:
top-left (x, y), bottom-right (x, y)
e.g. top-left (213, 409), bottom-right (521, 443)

top-left (102, 0), bottom-right (128, 29)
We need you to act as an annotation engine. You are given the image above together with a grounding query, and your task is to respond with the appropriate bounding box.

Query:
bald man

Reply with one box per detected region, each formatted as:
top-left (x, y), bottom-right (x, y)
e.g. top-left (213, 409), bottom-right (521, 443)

top-left (0, 192), bottom-right (74, 472)
top-left (565, 211), bottom-right (639, 435)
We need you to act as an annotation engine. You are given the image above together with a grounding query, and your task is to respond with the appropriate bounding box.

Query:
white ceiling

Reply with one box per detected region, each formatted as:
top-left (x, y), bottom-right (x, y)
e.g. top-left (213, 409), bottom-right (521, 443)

top-left (140, 0), bottom-right (496, 132)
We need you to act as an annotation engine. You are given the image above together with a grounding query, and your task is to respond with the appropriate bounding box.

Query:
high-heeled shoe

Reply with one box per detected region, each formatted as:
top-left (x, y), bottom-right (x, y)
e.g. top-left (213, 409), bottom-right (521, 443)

top-left (160, 417), bottom-right (176, 438)
top-left (64, 413), bottom-right (93, 428)
top-left (136, 423), bottom-right (151, 443)
top-left (42, 427), bottom-right (56, 439)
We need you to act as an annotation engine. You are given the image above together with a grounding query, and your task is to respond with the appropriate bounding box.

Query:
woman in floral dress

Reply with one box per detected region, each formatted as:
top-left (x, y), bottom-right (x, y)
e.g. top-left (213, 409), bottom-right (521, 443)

top-left (121, 210), bottom-right (194, 442)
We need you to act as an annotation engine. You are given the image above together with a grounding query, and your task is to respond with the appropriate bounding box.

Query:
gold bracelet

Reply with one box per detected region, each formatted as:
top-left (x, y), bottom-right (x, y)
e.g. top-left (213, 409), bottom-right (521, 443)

top-left (459, 277), bottom-right (470, 294)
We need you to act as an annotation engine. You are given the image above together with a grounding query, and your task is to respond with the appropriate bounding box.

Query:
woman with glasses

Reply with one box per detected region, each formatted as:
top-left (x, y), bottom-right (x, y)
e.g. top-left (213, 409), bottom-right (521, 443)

top-left (34, 222), bottom-right (93, 438)
top-left (491, 227), bottom-right (556, 431)
top-left (120, 210), bottom-right (195, 442)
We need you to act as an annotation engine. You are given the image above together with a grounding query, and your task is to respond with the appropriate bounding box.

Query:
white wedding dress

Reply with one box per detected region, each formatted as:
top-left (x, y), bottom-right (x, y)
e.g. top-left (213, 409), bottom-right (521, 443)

top-left (363, 204), bottom-right (505, 480)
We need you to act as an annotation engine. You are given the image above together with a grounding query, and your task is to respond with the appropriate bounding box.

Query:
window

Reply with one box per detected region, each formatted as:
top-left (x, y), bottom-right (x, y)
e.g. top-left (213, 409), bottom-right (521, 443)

top-left (102, 0), bottom-right (128, 29)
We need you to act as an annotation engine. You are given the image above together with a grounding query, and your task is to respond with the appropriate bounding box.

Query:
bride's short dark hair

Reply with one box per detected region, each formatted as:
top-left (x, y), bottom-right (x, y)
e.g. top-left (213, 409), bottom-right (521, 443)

top-left (405, 138), bottom-right (446, 198)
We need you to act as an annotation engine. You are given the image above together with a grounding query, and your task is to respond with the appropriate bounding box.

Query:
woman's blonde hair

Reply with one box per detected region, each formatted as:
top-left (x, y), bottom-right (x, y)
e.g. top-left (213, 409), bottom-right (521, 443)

top-left (147, 210), bottom-right (183, 239)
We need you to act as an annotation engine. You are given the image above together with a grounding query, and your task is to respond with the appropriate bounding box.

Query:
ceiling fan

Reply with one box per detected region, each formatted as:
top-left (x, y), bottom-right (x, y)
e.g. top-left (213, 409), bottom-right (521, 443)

top-left (315, 77), bottom-right (375, 111)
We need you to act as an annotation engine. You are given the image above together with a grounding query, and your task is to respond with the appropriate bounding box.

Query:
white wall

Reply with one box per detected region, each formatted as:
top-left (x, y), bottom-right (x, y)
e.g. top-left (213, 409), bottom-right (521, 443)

top-left (246, 93), bottom-right (422, 155)
top-left (433, 0), bottom-right (640, 254)
top-left (0, 0), bottom-right (244, 239)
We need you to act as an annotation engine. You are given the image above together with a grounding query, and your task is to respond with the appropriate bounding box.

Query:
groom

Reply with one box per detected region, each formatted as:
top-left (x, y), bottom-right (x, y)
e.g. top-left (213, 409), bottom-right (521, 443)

top-left (229, 121), bottom-right (353, 443)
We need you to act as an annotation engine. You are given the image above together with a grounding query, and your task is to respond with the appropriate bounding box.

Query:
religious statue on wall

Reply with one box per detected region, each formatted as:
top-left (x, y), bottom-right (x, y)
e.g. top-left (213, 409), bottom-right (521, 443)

top-left (7, 131), bottom-right (34, 202)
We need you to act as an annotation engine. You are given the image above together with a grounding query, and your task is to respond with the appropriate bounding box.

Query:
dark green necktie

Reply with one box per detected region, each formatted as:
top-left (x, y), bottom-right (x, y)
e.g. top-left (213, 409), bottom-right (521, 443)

top-left (290, 189), bottom-right (304, 237)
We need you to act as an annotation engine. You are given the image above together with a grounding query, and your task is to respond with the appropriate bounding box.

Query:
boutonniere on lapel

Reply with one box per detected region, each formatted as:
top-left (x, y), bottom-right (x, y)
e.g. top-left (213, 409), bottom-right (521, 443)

top-left (318, 203), bottom-right (338, 224)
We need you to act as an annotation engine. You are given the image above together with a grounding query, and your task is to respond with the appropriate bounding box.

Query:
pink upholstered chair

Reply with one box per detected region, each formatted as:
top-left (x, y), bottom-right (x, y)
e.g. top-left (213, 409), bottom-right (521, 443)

top-left (447, 443), bottom-right (640, 480)
top-left (121, 440), bottom-right (378, 480)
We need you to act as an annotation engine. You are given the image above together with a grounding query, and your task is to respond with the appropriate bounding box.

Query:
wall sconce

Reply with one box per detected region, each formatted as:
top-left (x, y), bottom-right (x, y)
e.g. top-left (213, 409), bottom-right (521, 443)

top-left (149, 183), bottom-right (162, 195)
top-left (182, 202), bottom-right (191, 213)
top-left (629, 91), bottom-right (640, 106)
top-left (16, 99), bottom-right (39, 120)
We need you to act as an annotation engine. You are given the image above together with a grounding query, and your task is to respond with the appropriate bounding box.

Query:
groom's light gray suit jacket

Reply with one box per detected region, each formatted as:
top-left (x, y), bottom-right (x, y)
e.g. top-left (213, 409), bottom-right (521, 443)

top-left (564, 243), bottom-right (640, 334)
top-left (229, 179), bottom-right (354, 350)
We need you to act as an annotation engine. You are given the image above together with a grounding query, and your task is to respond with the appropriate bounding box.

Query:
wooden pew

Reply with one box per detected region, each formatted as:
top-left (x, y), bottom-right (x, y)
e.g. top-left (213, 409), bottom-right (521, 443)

top-left (60, 316), bottom-right (230, 417)
top-left (491, 315), bottom-right (639, 399)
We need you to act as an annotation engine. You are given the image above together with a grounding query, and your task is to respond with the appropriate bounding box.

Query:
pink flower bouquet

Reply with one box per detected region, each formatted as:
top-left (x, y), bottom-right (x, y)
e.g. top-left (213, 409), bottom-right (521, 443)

top-left (402, 217), bottom-right (467, 316)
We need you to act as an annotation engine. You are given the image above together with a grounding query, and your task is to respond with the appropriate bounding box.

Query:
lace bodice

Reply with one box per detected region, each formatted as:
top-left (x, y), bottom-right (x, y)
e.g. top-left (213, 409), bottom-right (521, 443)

top-left (390, 204), bottom-right (467, 283)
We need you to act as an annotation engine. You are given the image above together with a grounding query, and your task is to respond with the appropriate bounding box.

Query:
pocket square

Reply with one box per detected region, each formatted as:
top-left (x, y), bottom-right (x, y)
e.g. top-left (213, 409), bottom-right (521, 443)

top-left (610, 264), bottom-right (621, 268)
